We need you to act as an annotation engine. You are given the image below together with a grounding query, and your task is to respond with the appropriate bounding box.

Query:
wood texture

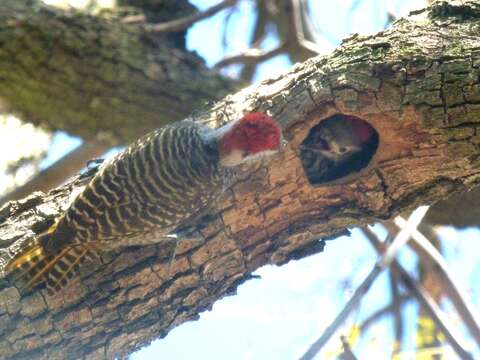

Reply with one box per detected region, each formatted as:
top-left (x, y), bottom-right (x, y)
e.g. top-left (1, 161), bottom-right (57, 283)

top-left (0, 0), bottom-right (237, 144)
top-left (1, 1), bottom-right (480, 358)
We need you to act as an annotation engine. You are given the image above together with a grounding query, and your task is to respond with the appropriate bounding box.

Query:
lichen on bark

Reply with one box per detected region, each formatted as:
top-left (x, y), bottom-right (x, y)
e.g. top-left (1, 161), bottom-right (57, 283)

top-left (0, 1), bottom-right (480, 359)
top-left (0, 0), bottom-right (238, 144)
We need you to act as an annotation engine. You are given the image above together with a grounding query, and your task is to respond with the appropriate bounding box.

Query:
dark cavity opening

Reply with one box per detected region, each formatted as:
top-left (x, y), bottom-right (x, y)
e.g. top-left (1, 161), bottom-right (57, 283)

top-left (300, 114), bottom-right (379, 185)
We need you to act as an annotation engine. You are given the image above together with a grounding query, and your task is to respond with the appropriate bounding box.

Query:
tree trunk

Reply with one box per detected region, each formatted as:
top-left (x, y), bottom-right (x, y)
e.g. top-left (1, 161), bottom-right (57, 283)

top-left (0, 0), bottom-right (238, 144)
top-left (1, 1), bottom-right (480, 359)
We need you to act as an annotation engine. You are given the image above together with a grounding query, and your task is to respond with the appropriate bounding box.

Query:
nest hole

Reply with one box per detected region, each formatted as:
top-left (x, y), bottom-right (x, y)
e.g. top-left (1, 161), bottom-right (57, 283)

top-left (300, 114), bottom-right (379, 185)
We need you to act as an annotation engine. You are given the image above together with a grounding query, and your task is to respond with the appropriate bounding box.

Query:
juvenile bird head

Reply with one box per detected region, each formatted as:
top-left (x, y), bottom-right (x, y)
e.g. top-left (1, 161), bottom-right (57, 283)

top-left (217, 112), bottom-right (283, 167)
top-left (305, 116), bottom-right (375, 163)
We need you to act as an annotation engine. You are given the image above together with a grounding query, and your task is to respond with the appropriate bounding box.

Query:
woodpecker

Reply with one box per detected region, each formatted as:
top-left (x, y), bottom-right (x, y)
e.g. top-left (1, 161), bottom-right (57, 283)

top-left (7, 112), bottom-right (282, 293)
top-left (300, 115), bottom-right (377, 184)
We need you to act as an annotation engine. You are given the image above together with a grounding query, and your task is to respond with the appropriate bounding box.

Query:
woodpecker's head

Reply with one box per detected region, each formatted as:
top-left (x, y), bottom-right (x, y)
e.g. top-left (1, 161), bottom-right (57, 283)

top-left (305, 116), bottom-right (375, 162)
top-left (217, 112), bottom-right (283, 167)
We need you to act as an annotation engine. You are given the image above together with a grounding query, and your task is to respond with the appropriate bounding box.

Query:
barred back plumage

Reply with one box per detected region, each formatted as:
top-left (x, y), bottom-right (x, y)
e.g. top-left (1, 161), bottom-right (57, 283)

top-left (62, 120), bottom-right (226, 244)
top-left (7, 112), bottom-right (282, 294)
top-left (7, 121), bottom-right (229, 293)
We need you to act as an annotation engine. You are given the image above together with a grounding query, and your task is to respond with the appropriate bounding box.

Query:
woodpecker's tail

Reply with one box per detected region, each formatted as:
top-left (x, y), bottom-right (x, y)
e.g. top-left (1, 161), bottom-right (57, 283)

top-left (6, 236), bottom-right (97, 294)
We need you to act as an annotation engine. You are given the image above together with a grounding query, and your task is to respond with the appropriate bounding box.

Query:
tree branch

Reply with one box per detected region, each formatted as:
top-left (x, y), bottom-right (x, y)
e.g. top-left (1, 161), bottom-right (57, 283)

top-left (0, 0), bottom-right (238, 144)
top-left (389, 271), bottom-right (404, 357)
top-left (1, 1), bottom-right (480, 358)
top-left (214, 44), bottom-right (287, 69)
top-left (144, 0), bottom-right (237, 33)
top-left (363, 226), bottom-right (474, 360)
top-left (395, 216), bottom-right (480, 346)
top-left (299, 207), bottom-right (429, 360)
top-left (359, 293), bottom-right (412, 334)
top-left (291, 0), bottom-right (323, 54)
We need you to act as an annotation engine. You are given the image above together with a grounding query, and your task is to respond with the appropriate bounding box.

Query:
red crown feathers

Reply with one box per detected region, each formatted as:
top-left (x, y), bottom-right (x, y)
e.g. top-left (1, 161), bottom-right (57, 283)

top-left (219, 112), bottom-right (282, 154)
top-left (344, 115), bottom-right (374, 144)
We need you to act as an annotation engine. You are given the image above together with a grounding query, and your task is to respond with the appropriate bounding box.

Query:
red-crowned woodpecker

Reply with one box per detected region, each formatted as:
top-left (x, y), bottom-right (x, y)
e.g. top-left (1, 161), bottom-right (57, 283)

top-left (7, 112), bottom-right (282, 293)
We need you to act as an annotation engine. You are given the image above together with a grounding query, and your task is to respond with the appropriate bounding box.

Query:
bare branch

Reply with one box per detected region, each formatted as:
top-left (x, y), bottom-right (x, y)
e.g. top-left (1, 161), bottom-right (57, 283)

top-left (144, 0), bottom-right (237, 33)
top-left (399, 264), bottom-right (473, 359)
top-left (291, 0), bottom-right (323, 54)
top-left (389, 271), bottom-right (404, 356)
top-left (214, 44), bottom-right (287, 69)
top-left (300, 267), bottom-right (380, 360)
top-left (238, 1), bottom-right (270, 81)
top-left (221, 5), bottom-right (237, 49)
top-left (362, 226), bottom-right (475, 360)
top-left (216, 0), bottom-right (322, 78)
top-left (299, 207), bottom-right (429, 360)
top-left (359, 293), bottom-right (412, 333)
top-left (395, 216), bottom-right (480, 346)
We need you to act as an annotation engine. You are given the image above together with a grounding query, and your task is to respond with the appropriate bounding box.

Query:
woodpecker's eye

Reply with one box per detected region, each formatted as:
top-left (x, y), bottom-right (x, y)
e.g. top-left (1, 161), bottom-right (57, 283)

top-left (339, 146), bottom-right (347, 153)
top-left (242, 150), bottom-right (249, 158)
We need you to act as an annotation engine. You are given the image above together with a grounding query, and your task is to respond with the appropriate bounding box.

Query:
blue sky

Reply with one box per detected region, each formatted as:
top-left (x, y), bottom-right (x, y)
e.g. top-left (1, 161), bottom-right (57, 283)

top-left (132, 1), bottom-right (479, 359)
top-left (34, 1), bottom-right (480, 358)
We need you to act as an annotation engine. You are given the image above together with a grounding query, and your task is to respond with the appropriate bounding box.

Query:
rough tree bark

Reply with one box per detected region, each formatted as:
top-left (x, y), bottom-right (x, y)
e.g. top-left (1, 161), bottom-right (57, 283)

top-left (0, 0), bottom-right (237, 144)
top-left (1, 0), bottom-right (480, 359)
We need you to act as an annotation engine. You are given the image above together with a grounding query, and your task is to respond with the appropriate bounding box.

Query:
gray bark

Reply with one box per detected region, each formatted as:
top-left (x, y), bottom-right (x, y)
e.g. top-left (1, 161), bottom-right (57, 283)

top-left (1, 0), bottom-right (480, 358)
top-left (0, 0), bottom-right (238, 144)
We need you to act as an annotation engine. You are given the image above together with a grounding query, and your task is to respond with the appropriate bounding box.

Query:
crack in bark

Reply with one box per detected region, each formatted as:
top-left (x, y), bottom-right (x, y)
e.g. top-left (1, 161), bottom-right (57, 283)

top-left (1, 1), bottom-right (480, 358)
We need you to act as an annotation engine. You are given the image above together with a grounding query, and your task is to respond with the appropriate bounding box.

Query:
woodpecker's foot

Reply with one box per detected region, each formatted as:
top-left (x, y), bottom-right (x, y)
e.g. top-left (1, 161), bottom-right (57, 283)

top-left (175, 213), bottom-right (217, 239)
top-left (86, 158), bottom-right (105, 167)
top-left (166, 238), bottom-right (180, 276)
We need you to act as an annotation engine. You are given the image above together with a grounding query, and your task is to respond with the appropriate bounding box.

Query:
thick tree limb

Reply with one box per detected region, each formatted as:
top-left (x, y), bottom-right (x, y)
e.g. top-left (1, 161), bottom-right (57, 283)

top-left (0, 0), bottom-right (238, 144)
top-left (1, 1), bottom-right (480, 359)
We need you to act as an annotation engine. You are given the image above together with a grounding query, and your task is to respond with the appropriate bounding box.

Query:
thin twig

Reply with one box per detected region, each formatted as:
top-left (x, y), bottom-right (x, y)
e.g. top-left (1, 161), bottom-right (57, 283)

top-left (215, 0), bottom-right (321, 75)
top-left (144, 0), bottom-right (237, 33)
top-left (412, 222), bottom-right (443, 352)
top-left (213, 44), bottom-right (287, 69)
top-left (238, 1), bottom-right (269, 81)
top-left (362, 226), bottom-right (474, 360)
top-left (291, 0), bottom-right (322, 54)
top-left (299, 206), bottom-right (429, 360)
top-left (359, 293), bottom-right (412, 334)
top-left (399, 263), bottom-right (473, 359)
top-left (299, 266), bottom-right (380, 360)
top-left (0, 141), bottom-right (110, 206)
top-left (395, 216), bottom-right (480, 347)
top-left (389, 271), bottom-right (404, 356)
top-left (221, 5), bottom-right (237, 49)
